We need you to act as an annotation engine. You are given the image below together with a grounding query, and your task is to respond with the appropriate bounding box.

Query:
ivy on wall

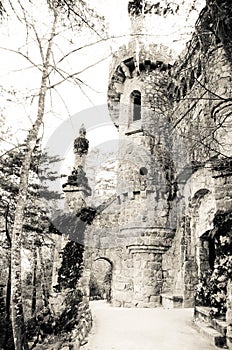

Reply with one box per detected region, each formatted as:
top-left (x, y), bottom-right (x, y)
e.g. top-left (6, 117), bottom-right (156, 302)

top-left (195, 211), bottom-right (232, 318)
top-left (196, 0), bottom-right (232, 60)
top-left (57, 241), bottom-right (84, 291)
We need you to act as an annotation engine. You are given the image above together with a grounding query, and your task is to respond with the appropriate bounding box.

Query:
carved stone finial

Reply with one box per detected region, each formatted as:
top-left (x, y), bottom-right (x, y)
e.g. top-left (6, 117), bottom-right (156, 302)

top-left (79, 123), bottom-right (86, 137)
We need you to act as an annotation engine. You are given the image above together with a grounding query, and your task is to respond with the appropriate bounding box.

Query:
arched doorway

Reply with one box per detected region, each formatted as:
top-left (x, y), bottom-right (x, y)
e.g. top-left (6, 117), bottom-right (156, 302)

top-left (190, 188), bottom-right (216, 276)
top-left (89, 258), bottom-right (113, 302)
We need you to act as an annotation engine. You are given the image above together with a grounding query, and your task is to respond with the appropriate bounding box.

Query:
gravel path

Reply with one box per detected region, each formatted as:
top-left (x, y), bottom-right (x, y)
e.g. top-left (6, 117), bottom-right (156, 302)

top-left (81, 300), bottom-right (216, 350)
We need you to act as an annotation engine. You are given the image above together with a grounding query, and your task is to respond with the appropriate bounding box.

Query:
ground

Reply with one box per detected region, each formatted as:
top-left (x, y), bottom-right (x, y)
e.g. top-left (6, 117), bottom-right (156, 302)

top-left (81, 300), bottom-right (217, 350)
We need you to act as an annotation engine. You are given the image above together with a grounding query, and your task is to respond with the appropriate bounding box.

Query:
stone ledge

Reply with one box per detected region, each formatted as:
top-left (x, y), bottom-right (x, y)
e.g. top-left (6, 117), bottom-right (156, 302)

top-left (195, 306), bottom-right (228, 339)
top-left (161, 294), bottom-right (183, 309)
top-left (127, 244), bottom-right (168, 254)
top-left (212, 319), bottom-right (228, 337)
top-left (195, 306), bottom-right (211, 318)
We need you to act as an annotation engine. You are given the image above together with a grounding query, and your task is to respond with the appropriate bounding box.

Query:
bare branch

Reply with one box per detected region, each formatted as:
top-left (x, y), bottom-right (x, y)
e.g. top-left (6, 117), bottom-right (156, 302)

top-left (0, 138), bottom-right (19, 150)
top-left (50, 54), bottom-right (111, 89)
top-left (52, 86), bottom-right (76, 132)
top-left (171, 91), bottom-right (208, 130)
top-left (31, 23), bottom-right (45, 63)
top-left (195, 77), bottom-right (230, 101)
top-left (61, 0), bottom-right (104, 39)
top-left (57, 37), bottom-right (114, 64)
top-left (179, 132), bottom-right (228, 158)
top-left (0, 47), bottom-right (42, 72)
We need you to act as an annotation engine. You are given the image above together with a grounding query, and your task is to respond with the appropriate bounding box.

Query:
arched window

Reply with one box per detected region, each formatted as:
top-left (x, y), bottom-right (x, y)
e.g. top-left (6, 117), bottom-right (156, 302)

top-left (131, 90), bottom-right (141, 121)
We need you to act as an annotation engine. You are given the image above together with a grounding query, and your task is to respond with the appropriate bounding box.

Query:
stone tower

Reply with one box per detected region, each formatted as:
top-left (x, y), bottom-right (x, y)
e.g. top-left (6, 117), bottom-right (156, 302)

top-left (107, 0), bottom-right (176, 307)
top-left (51, 125), bottom-right (91, 290)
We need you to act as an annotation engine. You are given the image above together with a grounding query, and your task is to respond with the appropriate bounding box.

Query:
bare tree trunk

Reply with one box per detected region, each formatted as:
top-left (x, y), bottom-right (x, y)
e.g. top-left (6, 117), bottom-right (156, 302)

top-left (3, 257), bottom-right (14, 350)
top-left (3, 202), bottom-right (14, 350)
top-left (10, 12), bottom-right (57, 350)
top-left (31, 244), bottom-right (37, 317)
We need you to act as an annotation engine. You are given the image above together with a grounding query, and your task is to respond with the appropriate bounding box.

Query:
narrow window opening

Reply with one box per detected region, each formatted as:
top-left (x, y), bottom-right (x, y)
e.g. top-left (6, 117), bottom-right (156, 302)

top-left (208, 238), bottom-right (216, 270)
top-left (131, 90), bottom-right (141, 121)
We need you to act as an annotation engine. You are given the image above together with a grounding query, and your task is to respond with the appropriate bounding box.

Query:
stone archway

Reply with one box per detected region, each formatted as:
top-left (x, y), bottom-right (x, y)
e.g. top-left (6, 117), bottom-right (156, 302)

top-left (190, 188), bottom-right (216, 277)
top-left (89, 257), bottom-right (113, 303)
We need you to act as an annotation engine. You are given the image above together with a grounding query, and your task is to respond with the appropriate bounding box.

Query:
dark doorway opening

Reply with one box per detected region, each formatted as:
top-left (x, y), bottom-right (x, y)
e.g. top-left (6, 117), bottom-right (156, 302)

top-left (208, 238), bottom-right (216, 270)
top-left (89, 258), bottom-right (113, 303)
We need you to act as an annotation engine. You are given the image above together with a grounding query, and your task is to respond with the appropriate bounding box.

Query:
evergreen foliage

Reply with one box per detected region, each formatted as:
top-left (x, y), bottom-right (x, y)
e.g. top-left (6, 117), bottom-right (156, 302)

top-left (57, 241), bottom-right (84, 290)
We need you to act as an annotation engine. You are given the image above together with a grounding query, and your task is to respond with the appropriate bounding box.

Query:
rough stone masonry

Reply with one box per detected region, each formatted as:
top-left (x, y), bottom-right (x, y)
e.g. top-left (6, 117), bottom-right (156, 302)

top-left (85, 0), bottom-right (232, 316)
top-left (52, 1), bottom-right (232, 348)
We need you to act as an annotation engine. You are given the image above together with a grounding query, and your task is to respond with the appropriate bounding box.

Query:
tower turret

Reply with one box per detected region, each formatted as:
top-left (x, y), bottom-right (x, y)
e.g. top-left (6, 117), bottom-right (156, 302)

top-left (106, 0), bottom-right (176, 307)
top-left (51, 126), bottom-right (91, 295)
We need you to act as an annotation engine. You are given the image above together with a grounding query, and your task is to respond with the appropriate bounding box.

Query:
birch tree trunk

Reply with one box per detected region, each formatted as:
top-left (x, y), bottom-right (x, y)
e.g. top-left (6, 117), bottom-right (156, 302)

top-left (31, 243), bottom-right (37, 317)
top-left (10, 11), bottom-right (58, 350)
top-left (3, 203), bottom-right (13, 350)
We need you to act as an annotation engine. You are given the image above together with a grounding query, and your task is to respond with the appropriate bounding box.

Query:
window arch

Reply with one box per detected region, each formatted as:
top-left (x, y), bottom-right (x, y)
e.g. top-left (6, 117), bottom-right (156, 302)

top-left (131, 90), bottom-right (141, 121)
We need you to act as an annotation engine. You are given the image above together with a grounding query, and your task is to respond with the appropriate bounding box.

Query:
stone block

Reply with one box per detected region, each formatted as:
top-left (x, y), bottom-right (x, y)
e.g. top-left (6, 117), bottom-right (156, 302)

top-left (126, 259), bottom-right (133, 268)
top-left (135, 300), bottom-right (159, 308)
top-left (123, 302), bottom-right (133, 308)
top-left (133, 260), bottom-right (141, 269)
top-left (113, 300), bottom-right (122, 307)
top-left (143, 269), bottom-right (155, 278)
top-left (114, 282), bottom-right (126, 291)
top-left (149, 295), bottom-right (161, 303)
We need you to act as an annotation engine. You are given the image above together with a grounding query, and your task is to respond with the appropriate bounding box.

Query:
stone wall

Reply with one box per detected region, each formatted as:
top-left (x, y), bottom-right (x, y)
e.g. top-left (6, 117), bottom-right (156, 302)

top-left (162, 22), bottom-right (232, 308)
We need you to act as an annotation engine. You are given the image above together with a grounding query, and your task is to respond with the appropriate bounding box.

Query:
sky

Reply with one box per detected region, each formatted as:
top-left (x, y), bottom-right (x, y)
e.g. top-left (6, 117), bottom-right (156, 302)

top-left (0, 0), bottom-right (205, 159)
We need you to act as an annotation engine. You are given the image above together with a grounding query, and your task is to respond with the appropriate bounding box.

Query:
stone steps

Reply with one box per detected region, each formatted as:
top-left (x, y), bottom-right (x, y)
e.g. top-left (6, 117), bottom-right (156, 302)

top-left (211, 318), bottom-right (228, 337)
top-left (194, 320), bottom-right (227, 348)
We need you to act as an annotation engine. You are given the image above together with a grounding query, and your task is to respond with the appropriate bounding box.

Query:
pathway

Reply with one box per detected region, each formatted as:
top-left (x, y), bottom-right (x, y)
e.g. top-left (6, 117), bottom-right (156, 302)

top-left (81, 300), bottom-right (216, 350)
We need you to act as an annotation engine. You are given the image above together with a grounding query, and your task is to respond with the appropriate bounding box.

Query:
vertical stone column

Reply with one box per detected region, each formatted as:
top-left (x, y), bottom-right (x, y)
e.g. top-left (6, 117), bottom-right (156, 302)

top-left (183, 258), bottom-right (198, 307)
top-left (51, 125), bottom-right (91, 295)
top-left (129, 245), bottom-right (165, 307)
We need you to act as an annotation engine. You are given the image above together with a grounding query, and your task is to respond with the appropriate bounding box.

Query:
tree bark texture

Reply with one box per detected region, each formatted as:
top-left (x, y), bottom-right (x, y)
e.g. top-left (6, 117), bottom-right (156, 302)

top-left (10, 11), bottom-right (58, 350)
